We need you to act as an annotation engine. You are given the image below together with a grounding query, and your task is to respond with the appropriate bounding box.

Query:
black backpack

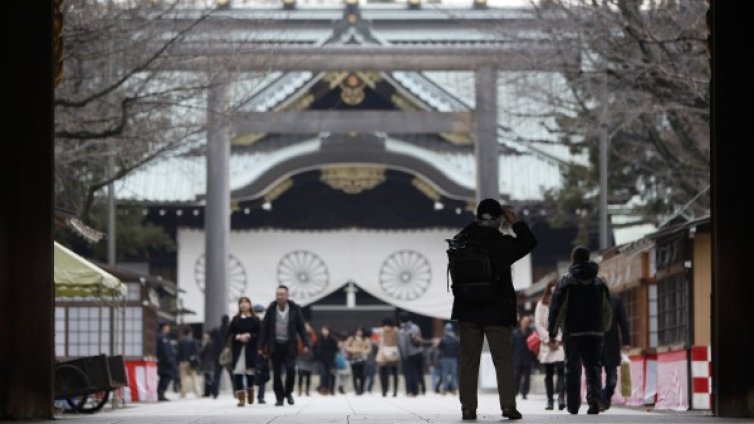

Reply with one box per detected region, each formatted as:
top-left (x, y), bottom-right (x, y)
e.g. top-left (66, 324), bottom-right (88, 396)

top-left (446, 234), bottom-right (496, 304)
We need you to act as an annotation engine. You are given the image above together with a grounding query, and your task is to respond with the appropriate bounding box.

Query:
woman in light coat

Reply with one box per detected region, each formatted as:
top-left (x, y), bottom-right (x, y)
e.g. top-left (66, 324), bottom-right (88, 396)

top-left (534, 279), bottom-right (566, 410)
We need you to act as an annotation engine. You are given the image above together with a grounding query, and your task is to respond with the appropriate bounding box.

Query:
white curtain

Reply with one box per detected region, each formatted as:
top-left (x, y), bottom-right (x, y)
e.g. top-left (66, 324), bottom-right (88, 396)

top-left (177, 228), bottom-right (532, 322)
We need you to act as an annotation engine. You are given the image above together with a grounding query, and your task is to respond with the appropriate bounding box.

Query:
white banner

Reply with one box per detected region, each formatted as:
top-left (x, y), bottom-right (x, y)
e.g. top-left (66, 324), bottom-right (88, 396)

top-left (177, 228), bottom-right (532, 323)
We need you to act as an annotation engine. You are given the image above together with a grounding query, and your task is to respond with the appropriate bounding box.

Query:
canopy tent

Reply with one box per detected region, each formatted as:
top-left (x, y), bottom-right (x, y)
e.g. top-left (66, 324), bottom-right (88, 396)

top-left (54, 241), bottom-right (126, 298)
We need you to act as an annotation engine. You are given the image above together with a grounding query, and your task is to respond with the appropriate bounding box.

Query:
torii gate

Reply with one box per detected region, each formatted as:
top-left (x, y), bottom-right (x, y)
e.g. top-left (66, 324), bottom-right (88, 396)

top-left (170, 43), bottom-right (578, 330)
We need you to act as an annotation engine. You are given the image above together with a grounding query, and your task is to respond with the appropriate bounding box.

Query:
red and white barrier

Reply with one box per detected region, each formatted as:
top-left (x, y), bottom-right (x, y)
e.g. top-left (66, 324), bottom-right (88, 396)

top-left (626, 352), bottom-right (657, 406)
top-left (120, 359), bottom-right (158, 403)
top-left (690, 345), bottom-right (712, 410)
top-left (655, 349), bottom-right (688, 410)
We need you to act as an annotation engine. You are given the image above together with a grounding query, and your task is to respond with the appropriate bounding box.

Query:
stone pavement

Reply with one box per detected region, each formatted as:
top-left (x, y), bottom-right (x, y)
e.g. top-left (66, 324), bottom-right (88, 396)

top-left (46, 392), bottom-right (750, 424)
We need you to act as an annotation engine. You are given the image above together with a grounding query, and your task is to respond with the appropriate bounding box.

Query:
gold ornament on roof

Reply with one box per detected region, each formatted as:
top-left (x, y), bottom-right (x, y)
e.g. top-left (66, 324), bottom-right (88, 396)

top-left (320, 166), bottom-right (385, 194)
top-left (340, 73), bottom-right (366, 106)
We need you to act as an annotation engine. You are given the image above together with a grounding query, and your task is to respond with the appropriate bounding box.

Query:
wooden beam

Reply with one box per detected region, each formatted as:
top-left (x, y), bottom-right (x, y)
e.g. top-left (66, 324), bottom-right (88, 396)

top-left (156, 45), bottom-right (577, 72)
top-left (230, 111), bottom-right (475, 134)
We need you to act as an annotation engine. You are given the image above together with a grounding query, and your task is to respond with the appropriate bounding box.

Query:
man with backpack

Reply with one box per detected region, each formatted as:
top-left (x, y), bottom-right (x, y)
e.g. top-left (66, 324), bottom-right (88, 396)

top-left (547, 246), bottom-right (613, 415)
top-left (448, 199), bottom-right (537, 420)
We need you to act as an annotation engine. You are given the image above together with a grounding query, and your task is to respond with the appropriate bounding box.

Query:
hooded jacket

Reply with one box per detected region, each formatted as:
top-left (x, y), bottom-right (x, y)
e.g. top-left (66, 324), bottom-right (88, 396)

top-left (547, 261), bottom-right (613, 339)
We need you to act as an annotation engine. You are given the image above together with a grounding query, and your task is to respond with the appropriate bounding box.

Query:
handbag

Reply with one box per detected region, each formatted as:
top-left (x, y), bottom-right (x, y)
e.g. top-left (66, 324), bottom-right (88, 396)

top-left (381, 345), bottom-right (400, 363)
top-left (218, 346), bottom-right (232, 367)
top-left (526, 331), bottom-right (541, 356)
top-left (255, 359), bottom-right (270, 384)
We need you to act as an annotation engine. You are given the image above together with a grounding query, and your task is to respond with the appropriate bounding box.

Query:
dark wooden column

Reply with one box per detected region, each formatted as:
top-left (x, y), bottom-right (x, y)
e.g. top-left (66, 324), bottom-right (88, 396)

top-left (0, 0), bottom-right (54, 419)
top-left (711, 0), bottom-right (754, 417)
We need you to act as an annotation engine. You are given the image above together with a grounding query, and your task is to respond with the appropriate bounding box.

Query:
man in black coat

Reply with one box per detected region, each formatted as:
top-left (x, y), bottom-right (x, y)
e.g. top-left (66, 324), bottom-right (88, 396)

top-left (259, 285), bottom-right (310, 406)
top-left (548, 246), bottom-right (613, 415)
top-left (209, 314), bottom-right (230, 399)
top-left (511, 316), bottom-right (535, 400)
top-left (601, 295), bottom-right (630, 410)
top-left (451, 199), bottom-right (537, 421)
top-left (156, 322), bottom-right (177, 401)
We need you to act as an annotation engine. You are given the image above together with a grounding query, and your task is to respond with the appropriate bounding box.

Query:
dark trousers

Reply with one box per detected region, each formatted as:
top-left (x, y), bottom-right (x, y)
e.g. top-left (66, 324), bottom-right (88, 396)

top-left (513, 365), bottom-right (531, 397)
top-left (210, 362), bottom-right (232, 397)
top-left (271, 342), bottom-right (296, 401)
top-left (601, 365), bottom-right (619, 405)
top-left (158, 373), bottom-right (172, 399)
top-left (544, 362), bottom-right (565, 404)
top-left (417, 355), bottom-right (426, 394)
top-left (365, 362), bottom-right (376, 393)
top-left (403, 354), bottom-right (423, 395)
top-left (380, 364), bottom-right (399, 396)
top-left (564, 336), bottom-right (603, 410)
top-left (459, 322), bottom-right (516, 411)
top-left (319, 362), bottom-right (333, 392)
top-left (351, 361), bottom-right (366, 394)
top-left (233, 373), bottom-right (255, 391)
top-left (257, 378), bottom-right (266, 401)
top-left (298, 370), bottom-right (311, 394)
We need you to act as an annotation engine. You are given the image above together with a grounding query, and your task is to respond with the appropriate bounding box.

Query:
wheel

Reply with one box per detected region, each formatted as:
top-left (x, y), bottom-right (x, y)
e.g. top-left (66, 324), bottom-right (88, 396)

top-left (54, 364), bottom-right (89, 399)
top-left (67, 389), bottom-right (110, 413)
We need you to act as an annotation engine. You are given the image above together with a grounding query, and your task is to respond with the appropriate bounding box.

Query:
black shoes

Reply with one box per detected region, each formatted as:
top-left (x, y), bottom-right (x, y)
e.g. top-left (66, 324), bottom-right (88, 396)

top-left (258, 399), bottom-right (266, 404)
top-left (286, 394), bottom-right (295, 405)
top-left (462, 409), bottom-right (477, 420)
top-left (558, 403), bottom-right (566, 411)
top-left (545, 400), bottom-right (554, 410)
top-left (275, 399), bottom-right (284, 406)
top-left (502, 408), bottom-right (523, 420)
top-left (587, 403), bottom-right (600, 415)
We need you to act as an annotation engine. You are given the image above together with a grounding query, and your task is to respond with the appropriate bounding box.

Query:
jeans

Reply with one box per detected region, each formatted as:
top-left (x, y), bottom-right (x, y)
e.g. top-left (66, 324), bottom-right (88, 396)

top-left (440, 357), bottom-right (458, 392)
top-left (233, 373), bottom-right (255, 391)
top-left (403, 354), bottom-right (423, 395)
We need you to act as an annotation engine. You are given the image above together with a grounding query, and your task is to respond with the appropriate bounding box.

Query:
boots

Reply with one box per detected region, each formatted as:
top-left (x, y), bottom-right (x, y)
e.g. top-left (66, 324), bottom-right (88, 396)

top-left (247, 388), bottom-right (255, 405)
top-left (235, 390), bottom-right (246, 407)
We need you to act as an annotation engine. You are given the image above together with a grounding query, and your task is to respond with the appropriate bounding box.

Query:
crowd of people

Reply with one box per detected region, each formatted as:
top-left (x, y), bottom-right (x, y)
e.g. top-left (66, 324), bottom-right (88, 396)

top-left (156, 289), bottom-right (462, 406)
top-left (156, 198), bottom-right (630, 420)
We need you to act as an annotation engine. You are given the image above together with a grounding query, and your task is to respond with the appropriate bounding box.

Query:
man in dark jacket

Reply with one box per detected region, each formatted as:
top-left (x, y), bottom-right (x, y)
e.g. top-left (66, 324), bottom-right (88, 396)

top-left (548, 246), bottom-right (613, 415)
top-left (156, 322), bottom-right (177, 401)
top-left (452, 199), bottom-right (537, 421)
top-left (209, 314), bottom-right (231, 399)
top-left (601, 295), bottom-right (630, 410)
top-left (259, 285), bottom-right (310, 406)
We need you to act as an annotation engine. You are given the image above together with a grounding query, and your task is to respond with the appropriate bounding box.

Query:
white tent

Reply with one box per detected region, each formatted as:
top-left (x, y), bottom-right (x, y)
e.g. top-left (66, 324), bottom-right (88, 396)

top-left (54, 241), bottom-right (126, 298)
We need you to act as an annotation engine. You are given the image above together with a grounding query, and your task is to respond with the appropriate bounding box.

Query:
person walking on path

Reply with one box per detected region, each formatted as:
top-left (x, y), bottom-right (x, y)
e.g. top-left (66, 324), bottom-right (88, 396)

top-left (450, 199), bottom-right (537, 421)
top-left (176, 326), bottom-right (202, 398)
top-left (398, 312), bottom-right (424, 397)
top-left (346, 326), bottom-right (372, 395)
top-left (157, 322), bottom-right (177, 401)
top-left (511, 316), bottom-right (535, 400)
top-left (534, 279), bottom-right (565, 410)
top-left (259, 285), bottom-right (310, 406)
top-left (229, 296), bottom-right (261, 407)
top-left (437, 322), bottom-right (460, 395)
top-left (200, 331), bottom-right (216, 397)
top-left (209, 315), bottom-right (231, 399)
top-left (376, 317), bottom-right (401, 397)
top-left (600, 294), bottom-right (630, 411)
top-left (296, 321), bottom-right (318, 397)
top-left (314, 325), bottom-right (338, 395)
top-left (548, 246), bottom-right (613, 415)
